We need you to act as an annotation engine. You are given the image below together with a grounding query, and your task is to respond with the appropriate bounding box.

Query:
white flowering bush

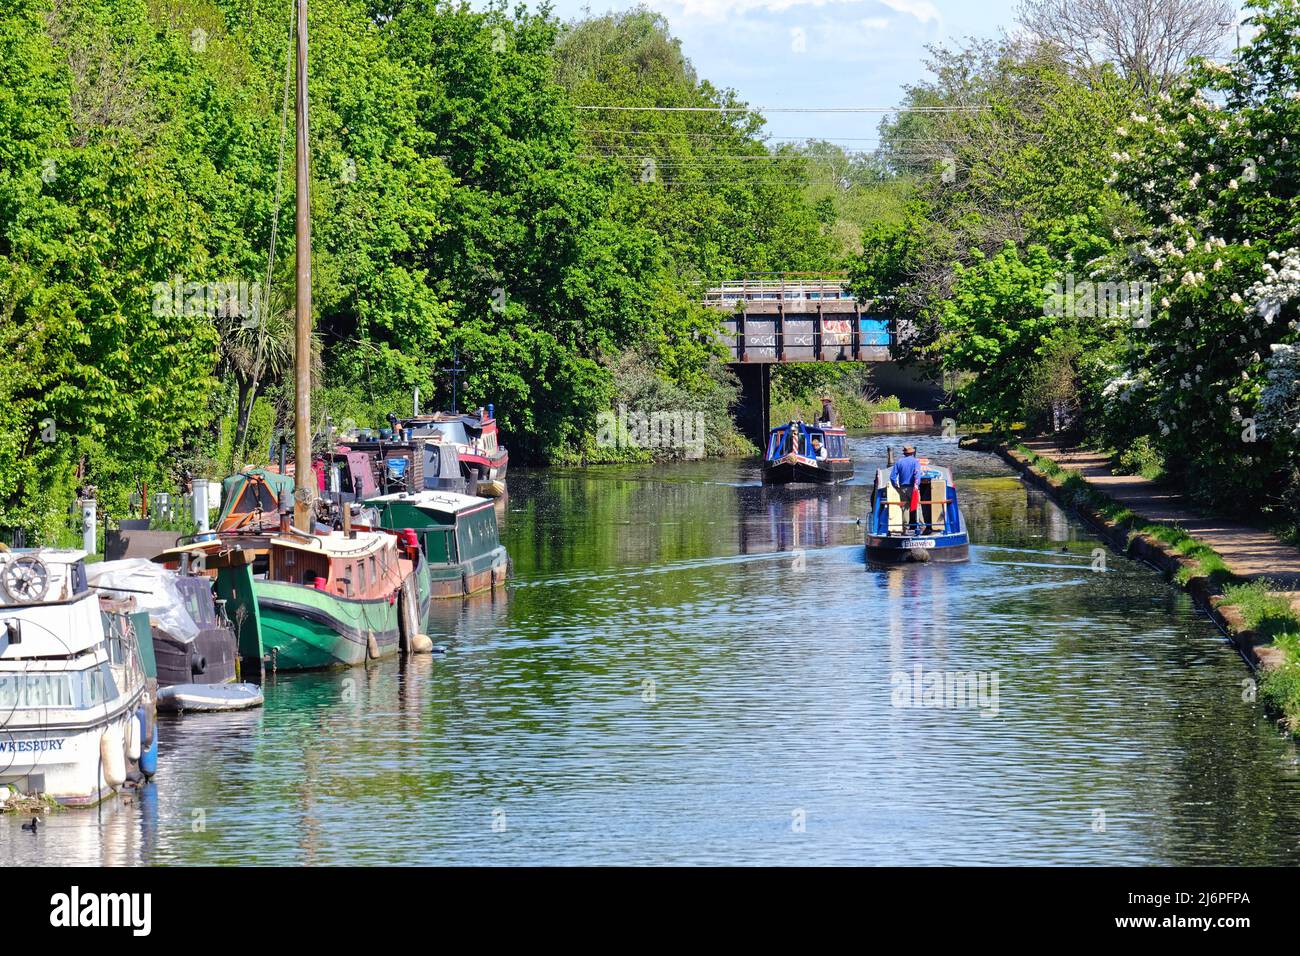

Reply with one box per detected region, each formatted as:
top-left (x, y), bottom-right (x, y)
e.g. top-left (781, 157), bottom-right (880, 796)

top-left (1259, 343), bottom-right (1300, 440)
top-left (1104, 0), bottom-right (1300, 508)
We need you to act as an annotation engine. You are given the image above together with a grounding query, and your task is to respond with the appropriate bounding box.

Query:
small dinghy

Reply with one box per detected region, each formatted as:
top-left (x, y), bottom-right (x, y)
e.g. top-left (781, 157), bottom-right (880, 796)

top-left (157, 682), bottom-right (264, 713)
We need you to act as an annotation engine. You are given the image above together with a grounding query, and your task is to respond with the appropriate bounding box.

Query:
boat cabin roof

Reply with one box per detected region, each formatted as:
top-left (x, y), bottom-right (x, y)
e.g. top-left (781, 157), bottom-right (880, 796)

top-left (367, 490), bottom-right (490, 516)
top-left (268, 530), bottom-right (393, 559)
top-left (407, 410), bottom-right (491, 427)
top-left (768, 420), bottom-right (846, 436)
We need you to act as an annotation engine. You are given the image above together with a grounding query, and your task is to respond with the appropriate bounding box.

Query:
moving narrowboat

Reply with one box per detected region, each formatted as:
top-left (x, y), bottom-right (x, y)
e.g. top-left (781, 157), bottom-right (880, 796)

top-left (864, 462), bottom-right (970, 563)
top-left (0, 549), bottom-right (156, 806)
top-left (762, 421), bottom-right (853, 485)
top-left (365, 491), bottom-right (508, 597)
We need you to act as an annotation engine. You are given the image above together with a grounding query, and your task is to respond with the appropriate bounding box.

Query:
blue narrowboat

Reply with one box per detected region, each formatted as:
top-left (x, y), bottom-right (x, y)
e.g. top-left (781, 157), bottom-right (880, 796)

top-left (762, 421), bottom-right (853, 485)
top-left (864, 461), bottom-right (969, 563)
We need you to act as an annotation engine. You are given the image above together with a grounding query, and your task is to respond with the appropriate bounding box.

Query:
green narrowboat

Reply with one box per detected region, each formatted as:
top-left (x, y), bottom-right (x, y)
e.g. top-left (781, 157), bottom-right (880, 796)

top-left (364, 491), bottom-right (508, 598)
top-left (162, 530), bottom-right (432, 672)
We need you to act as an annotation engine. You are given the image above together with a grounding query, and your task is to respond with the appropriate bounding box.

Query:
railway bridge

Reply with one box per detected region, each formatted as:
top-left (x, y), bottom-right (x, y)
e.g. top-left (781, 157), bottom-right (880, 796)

top-left (704, 275), bottom-right (898, 449)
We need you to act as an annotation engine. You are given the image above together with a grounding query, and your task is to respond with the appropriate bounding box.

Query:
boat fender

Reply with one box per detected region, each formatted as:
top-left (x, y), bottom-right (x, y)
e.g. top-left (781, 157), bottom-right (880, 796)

top-left (367, 631), bottom-right (380, 660)
top-left (101, 728), bottom-right (127, 788)
top-left (138, 708), bottom-right (158, 778)
top-left (908, 549), bottom-right (932, 563)
top-left (191, 653), bottom-right (207, 676)
top-left (411, 633), bottom-right (434, 654)
top-left (142, 697), bottom-right (156, 748)
top-left (126, 714), bottom-right (142, 761)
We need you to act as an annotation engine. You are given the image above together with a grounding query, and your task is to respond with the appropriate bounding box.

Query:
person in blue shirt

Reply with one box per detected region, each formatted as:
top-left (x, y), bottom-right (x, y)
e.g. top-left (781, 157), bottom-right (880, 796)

top-left (889, 445), bottom-right (921, 534)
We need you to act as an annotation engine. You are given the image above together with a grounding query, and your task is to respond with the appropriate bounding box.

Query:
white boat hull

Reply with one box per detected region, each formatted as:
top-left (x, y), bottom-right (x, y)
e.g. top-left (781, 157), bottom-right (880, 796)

top-left (0, 703), bottom-right (144, 806)
top-left (1, 553), bottom-right (155, 808)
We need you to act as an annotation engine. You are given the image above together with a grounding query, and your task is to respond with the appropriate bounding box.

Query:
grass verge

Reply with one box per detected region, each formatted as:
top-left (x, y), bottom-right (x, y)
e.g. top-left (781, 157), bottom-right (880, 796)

top-left (1012, 442), bottom-right (1300, 732)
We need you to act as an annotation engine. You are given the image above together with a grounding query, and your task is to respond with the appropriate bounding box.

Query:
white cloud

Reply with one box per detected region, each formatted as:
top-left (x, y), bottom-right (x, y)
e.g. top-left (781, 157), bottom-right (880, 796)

top-left (876, 0), bottom-right (941, 26)
top-left (647, 0), bottom-right (941, 28)
top-left (651, 0), bottom-right (870, 23)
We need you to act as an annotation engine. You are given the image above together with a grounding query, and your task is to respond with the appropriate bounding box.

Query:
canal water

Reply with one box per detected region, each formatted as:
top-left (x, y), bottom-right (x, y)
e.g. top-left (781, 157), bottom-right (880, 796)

top-left (6, 434), bottom-right (1300, 865)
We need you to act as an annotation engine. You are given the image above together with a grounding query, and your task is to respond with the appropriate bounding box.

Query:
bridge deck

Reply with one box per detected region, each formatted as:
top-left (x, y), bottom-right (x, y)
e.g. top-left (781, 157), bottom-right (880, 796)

top-left (705, 279), bottom-right (893, 363)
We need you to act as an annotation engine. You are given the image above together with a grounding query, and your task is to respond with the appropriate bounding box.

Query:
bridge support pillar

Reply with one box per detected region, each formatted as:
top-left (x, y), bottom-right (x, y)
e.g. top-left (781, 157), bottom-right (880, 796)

top-left (733, 363), bottom-right (770, 453)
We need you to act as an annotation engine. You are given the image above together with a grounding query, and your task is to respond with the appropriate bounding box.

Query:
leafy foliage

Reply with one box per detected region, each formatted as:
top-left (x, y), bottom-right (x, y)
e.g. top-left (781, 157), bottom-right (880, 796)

top-left (0, 0), bottom-right (847, 539)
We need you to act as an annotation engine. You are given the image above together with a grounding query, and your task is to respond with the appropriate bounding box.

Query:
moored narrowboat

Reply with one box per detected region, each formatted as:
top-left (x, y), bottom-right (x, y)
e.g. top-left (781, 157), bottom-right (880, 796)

top-left (158, 529), bottom-right (432, 672)
top-left (365, 490), bottom-right (508, 598)
top-left (762, 421), bottom-right (853, 485)
top-left (245, 530), bottom-right (431, 670)
top-left (404, 408), bottom-right (509, 497)
top-left (336, 407), bottom-right (509, 500)
top-left (864, 462), bottom-right (970, 563)
top-left (87, 559), bottom-right (241, 688)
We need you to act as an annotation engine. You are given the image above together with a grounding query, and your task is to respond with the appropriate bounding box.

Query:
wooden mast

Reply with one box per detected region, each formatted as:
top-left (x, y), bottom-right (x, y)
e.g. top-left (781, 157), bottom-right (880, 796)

top-left (292, 0), bottom-right (314, 530)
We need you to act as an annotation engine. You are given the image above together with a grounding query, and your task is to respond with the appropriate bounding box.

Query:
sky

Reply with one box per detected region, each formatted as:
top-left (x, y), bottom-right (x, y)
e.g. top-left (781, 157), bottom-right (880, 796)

top-left (545, 0), bottom-right (1025, 143)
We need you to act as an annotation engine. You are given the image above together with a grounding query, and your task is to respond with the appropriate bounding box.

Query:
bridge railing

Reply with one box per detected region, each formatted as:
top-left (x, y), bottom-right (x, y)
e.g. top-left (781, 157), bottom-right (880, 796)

top-left (702, 277), bottom-right (853, 306)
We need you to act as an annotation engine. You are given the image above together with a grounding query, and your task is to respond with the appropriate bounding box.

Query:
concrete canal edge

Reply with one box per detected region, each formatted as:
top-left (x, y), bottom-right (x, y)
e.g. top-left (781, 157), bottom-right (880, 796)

top-left (959, 435), bottom-right (1300, 734)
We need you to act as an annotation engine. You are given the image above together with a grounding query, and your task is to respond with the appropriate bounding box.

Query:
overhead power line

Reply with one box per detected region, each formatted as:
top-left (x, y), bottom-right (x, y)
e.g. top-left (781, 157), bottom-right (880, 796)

top-left (578, 130), bottom-right (954, 144)
top-left (572, 105), bottom-right (987, 113)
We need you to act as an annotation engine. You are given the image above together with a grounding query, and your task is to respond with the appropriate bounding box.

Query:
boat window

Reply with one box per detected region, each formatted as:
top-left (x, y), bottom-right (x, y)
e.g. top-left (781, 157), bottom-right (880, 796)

top-left (0, 665), bottom-right (117, 710)
top-left (176, 577), bottom-right (217, 625)
top-left (369, 556), bottom-right (377, 582)
top-left (26, 672), bottom-right (75, 708)
top-left (102, 615), bottom-right (128, 666)
top-left (81, 663), bottom-right (117, 708)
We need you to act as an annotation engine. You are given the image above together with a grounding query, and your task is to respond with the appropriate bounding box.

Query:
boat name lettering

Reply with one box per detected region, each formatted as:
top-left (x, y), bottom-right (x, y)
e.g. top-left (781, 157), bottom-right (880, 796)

top-left (0, 737), bottom-right (65, 753)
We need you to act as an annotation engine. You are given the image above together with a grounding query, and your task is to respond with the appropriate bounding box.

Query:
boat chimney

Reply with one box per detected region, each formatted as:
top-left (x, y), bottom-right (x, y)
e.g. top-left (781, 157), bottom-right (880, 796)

top-left (342, 502), bottom-right (353, 537)
top-left (886, 446), bottom-right (895, 466)
top-left (278, 487), bottom-right (293, 533)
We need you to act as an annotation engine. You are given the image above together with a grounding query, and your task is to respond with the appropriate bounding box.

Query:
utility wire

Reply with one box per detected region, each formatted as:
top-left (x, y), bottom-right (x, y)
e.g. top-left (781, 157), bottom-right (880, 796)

top-left (573, 105), bottom-right (988, 113)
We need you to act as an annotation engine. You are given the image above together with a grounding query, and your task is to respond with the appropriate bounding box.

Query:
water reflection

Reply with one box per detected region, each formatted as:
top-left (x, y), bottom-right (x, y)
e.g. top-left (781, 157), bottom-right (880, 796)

top-left (5, 435), bottom-right (1300, 865)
